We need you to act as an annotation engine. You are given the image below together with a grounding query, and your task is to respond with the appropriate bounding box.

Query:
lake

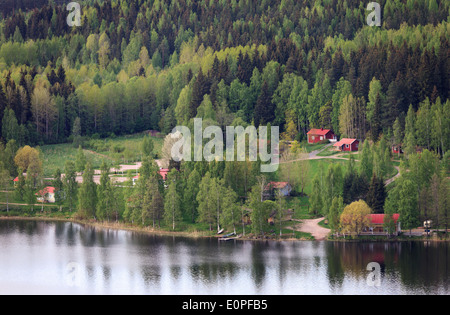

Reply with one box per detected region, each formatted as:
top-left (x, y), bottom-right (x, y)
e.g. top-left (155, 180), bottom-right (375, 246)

top-left (0, 220), bottom-right (448, 295)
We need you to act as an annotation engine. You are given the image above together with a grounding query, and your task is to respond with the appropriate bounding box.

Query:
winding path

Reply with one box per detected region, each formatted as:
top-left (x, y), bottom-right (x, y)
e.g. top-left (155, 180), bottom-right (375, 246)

top-left (290, 217), bottom-right (330, 241)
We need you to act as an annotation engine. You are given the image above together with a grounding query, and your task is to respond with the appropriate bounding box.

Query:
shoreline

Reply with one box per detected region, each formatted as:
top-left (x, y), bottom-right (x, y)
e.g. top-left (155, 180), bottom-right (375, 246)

top-left (1, 215), bottom-right (448, 242)
top-left (0, 215), bottom-right (308, 242)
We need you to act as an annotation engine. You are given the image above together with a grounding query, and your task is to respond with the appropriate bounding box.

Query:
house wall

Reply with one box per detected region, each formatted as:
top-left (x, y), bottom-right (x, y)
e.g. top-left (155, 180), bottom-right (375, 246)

top-left (47, 193), bottom-right (56, 203)
top-left (342, 141), bottom-right (359, 151)
top-left (308, 133), bottom-right (333, 144)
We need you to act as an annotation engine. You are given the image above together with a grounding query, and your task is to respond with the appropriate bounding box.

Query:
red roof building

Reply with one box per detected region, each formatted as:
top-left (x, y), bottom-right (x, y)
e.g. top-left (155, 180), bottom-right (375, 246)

top-left (132, 168), bottom-right (171, 185)
top-left (367, 214), bottom-right (401, 234)
top-left (307, 128), bottom-right (337, 144)
top-left (333, 138), bottom-right (359, 152)
top-left (35, 187), bottom-right (56, 203)
top-left (158, 168), bottom-right (169, 180)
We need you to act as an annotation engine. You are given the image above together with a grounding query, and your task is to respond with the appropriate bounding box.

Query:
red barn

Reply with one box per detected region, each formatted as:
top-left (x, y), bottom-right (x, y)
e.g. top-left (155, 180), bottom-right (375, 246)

top-left (307, 128), bottom-right (336, 144)
top-left (333, 138), bottom-right (359, 152)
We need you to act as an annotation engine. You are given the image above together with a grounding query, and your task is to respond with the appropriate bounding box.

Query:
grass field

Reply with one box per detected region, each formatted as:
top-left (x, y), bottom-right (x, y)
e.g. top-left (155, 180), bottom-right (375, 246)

top-left (303, 142), bottom-right (329, 153)
top-left (316, 146), bottom-right (341, 156)
top-left (41, 143), bottom-right (113, 177)
top-left (40, 133), bottom-right (163, 177)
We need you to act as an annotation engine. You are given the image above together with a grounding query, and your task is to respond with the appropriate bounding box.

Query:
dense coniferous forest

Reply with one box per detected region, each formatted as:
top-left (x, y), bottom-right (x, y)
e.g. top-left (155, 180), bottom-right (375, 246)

top-left (0, 0), bottom-right (449, 236)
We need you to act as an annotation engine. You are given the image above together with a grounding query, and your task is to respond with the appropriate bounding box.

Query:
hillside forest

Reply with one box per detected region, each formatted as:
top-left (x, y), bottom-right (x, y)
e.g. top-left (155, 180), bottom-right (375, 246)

top-left (0, 0), bottom-right (449, 237)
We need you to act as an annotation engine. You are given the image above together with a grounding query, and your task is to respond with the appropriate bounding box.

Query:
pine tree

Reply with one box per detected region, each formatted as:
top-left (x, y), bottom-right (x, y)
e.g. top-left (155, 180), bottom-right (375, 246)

top-left (190, 70), bottom-right (208, 119)
top-left (1, 108), bottom-right (20, 143)
top-left (96, 161), bottom-right (111, 221)
top-left (197, 172), bottom-right (215, 231)
top-left (221, 186), bottom-right (239, 234)
top-left (253, 81), bottom-right (274, 127)
top-left (64, 160), bottom-right (77, 212)
top-left (392, 117), bottom-right (403, 157)
top-left (24, 169), bottom-right (35, 211)
top-left (183, 168), bottom-right (201, 223)
top-left (141, 134), bottom-right (154, 158)
top-left (403, 105), bottom-right (417, 158)
top-left (0, 166), bottom-right (11, 212)
top-left (0, 85), bottom-right (7, 133)
top-left (77, 162), bottom-right (97, 219)
top-left (370, 94), bottom-right (382, 142)
top-left (359, 140), bottom-right (373, 180)
top-left (75, 145), bottom-right (87, 173)
top-left (151, 182), bottom-right (164, 228)
top-left (366, 174), bottom-right (386, 214)
top-left (53, 168), bottom-right (64, 211)
top-left (398, 178), bottom-right (420, 235)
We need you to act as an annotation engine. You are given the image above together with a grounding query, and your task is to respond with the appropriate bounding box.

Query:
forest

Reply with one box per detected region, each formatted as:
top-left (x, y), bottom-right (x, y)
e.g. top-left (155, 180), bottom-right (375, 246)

top-left (0, 0), bottom-right (449, 237)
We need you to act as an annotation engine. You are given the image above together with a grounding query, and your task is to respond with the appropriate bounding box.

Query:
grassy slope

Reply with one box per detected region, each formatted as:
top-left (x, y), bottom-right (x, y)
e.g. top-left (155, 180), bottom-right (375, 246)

top-left (41, 133), bottom-right (163, 177)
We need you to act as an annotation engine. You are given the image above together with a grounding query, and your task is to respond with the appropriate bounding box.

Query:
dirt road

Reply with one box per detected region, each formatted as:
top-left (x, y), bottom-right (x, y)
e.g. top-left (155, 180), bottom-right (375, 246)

top-left (290, 217), bottom-right (330, 240)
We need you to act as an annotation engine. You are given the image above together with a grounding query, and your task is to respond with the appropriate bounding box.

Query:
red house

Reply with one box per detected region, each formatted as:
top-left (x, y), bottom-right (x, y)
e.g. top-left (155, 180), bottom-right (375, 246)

top-left (392, 144), bottom-right (403, 155)
top-left (307, 128), bottom-right (336, 144)
top-left (158, 168), bottom-right (169, 180)
top-left (132, 168), bottom-right (170, 185)
top-left (333, 138), bottom-right (359, 152)
top-left (368, 214), bottom-right (401, 234)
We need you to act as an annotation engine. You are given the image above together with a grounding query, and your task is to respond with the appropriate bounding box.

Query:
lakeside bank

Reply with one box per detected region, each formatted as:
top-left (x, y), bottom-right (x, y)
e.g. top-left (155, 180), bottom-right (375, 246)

top-left (1, 214), bottom-right (448, 242)
top-left (0, 215), bottom-right (313, 242)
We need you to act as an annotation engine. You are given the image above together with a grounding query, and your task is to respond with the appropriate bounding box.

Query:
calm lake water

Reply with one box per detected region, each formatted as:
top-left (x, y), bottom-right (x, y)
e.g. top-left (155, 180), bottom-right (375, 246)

top-left (0, 220), bottom-right (448, 295)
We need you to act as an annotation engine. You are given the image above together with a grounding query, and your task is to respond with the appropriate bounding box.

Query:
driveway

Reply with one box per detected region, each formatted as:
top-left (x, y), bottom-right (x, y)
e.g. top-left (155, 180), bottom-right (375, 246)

top-left (291, 217), bottom-right (330, 240)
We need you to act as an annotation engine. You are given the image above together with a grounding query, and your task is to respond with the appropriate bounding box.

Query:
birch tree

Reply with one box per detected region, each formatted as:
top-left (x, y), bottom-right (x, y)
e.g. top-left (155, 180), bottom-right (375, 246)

top-left (164, 177), bottom-right (182, 230)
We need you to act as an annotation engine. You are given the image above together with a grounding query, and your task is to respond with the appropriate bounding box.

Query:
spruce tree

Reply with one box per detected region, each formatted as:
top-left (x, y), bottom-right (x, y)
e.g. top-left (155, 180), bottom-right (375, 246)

top-left (96, 161), bottom-right (111, 221)
top-left (366, 174), bottom-right (386, 214)
top-left (75, 145), bottom-right (87, 173)
top-left (197, 172), bottom-right (215, 231)
top-left (253, 81), bottom-right (274, 127)
top-left (77, 162), bottom-right (97, 219)
top-left (309, 174), bottom-right (323, 216)
top-left (183, 168), bottom-right (201, 223)
top-left (64, 160), bottom-right (77, 212)
top-left (53, 168), bottom-right (64, 211)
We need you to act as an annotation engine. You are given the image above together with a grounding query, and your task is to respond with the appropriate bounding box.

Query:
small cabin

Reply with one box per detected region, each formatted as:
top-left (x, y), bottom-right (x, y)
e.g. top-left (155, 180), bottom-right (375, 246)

top-left (333, 138), bottom-right (359, 152)
top-left (264, 181), bottom-right (292, 200)
top-left (307, 128), bottom-right (337, 144)
top-left (36, 186), bottom-right (56, 203)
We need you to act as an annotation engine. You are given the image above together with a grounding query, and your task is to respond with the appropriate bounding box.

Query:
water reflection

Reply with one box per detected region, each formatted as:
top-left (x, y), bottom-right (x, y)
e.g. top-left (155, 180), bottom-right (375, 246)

top-left (0, 220), bottom-right (448, 294)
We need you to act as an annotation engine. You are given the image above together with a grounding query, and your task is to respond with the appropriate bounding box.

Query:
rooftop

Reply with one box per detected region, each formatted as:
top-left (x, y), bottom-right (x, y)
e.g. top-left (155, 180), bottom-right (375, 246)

top-left (307, 128), bottom-right (332, 136)
top-left (333, 138), bottom-right (358, 146)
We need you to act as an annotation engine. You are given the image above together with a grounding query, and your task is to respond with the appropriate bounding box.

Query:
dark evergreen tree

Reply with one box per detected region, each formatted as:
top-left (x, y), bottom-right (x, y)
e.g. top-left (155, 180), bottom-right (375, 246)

top-left (366, 174), bottom-right (386, 214)
top-left (253, 81), bottom-right (274, 127)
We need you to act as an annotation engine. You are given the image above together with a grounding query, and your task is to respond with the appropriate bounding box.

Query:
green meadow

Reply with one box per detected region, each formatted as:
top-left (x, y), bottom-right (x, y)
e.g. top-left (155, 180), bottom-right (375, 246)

top-left (40, 133), bottom-right (164, 177)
